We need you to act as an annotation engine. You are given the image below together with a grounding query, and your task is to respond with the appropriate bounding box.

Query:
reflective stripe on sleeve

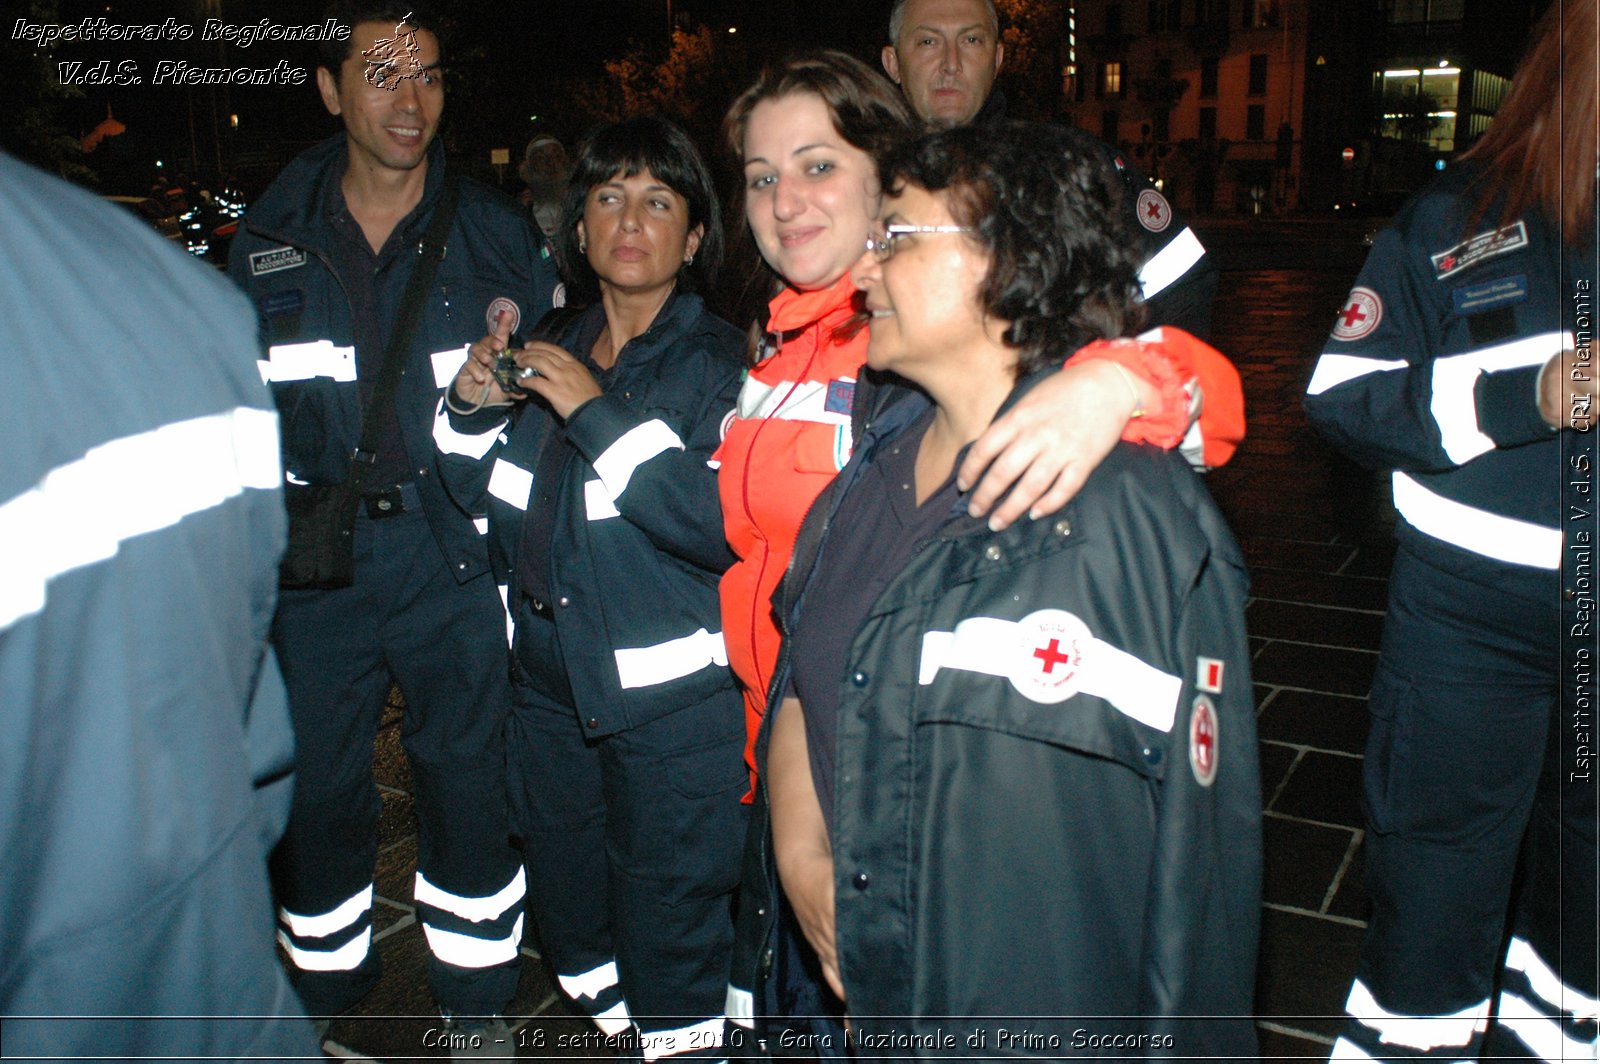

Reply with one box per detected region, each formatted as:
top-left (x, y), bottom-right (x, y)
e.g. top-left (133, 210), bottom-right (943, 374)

top-left (431, 345), bottom-right (470, 390)
top-left (736, 376), bottom-right (855, 425)
top-left (1392, 472), bottom-right (1560, 569)
top-left (421, 913), bottom-right (524, 969)
top-left (1306, 353), bottom-right (1410, 396)
top-left (919, 615), bottom-right (1181, 732)
top-left (1138, 226), bottom-right (1205, 300)
top-left (641, 1018), bottom-right (724, 1061)
top-left (276, 926), bottom-right (372, 972)
top-left (725, 985), bottom-right (755, 1029)
top-left (277, 885), bottom-right (374, 940)
top-left (432, 400), bottom-right (505, 460)
top-left (614, 628), bottom-right (728, 690)
top-left (593, 420), bottom-right (684, 502)
top-left (595, 1001), bottom-right (633, 1037)
top-left (414, 868), bottom-right (525, 924)
top-left (1344, 978), bottom-right (1489, 1052)
top-left (559, 961), bottom-right (621, 1002)
top-left (260, 339), bottom-right (356, 383)
top-left (487, 459), bottom-right (533, 511)
top-left (1, 407), bottom-right (281, 632)
top-left (1431, 331), bottom-right (1568, 465)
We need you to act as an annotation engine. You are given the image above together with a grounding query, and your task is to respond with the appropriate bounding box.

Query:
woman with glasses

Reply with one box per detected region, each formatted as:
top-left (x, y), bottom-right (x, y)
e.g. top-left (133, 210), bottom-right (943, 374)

top-left (751, 119), bottom-right (1261, 1056)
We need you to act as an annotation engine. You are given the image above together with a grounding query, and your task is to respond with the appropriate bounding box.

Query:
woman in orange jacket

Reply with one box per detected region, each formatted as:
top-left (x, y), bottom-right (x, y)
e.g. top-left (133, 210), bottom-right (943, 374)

top-left (716, 51), bottom-right (1245, 792)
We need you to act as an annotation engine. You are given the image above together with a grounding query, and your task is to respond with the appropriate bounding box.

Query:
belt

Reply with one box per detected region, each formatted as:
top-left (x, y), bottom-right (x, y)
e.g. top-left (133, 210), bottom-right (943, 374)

top-left (361, 480), bottom-right (421, 520)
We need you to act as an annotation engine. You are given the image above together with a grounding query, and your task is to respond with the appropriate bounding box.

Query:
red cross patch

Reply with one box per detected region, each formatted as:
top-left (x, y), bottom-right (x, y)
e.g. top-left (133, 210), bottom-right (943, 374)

top-left (485, 296), bottom-right (522, 336)
top-left (1189, 695), bottom-right (1218, 787)
top-left (1330, 286), bottom-right (1382, 342)
top-left (1012, 609), bottom-right (1091, 704)
top-left (1136, 189), bottom-right (1173, 233)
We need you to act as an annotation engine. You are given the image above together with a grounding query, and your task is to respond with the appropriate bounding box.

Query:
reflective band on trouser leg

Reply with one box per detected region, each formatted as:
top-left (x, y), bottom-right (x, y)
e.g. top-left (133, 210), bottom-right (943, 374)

top-left (1392, 473), bottom-right (1561, 569)
top-left (558, 961), bottom-right (633, 1036)
top-left (276, 885), bottom-right (375, 972)
top-left (415, 868), bottom-right (527, 969)
top-left (614, 629), bottom-right (728, 690)
top-left (1496, 937), bottom-right (1600, 1062)
top-left (640, 1017), bottom-right (724, 1061)
top-left (1336, 977), bottom-right (1489, 1057)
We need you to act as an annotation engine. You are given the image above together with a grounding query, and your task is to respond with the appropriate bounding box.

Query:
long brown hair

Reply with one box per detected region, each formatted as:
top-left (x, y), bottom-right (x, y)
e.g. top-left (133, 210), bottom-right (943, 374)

top-left (1461, 0), bottom-right (1597, 245)
top-left (722, 51), bottom-right (918, 360)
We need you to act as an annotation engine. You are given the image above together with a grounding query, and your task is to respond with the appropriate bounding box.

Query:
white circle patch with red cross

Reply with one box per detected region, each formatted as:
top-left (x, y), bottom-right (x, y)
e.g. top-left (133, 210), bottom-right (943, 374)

top-left (485, 296), bottom-right (522, 335)
top-left (1136, 189), bottom-right (1173, 233)
top-left (1189, 695), bottom-right (1219, 787)
top-left (1331, 286), bottom-right (1383, 341)
top-left (1011, 609), bottom-right (1092, 704)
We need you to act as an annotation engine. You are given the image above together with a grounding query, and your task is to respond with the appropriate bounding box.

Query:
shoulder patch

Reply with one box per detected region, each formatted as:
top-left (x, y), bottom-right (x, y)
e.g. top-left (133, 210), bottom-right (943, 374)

top-left (1452, 274), bottom-right (1528, 317)
top-left (824, 379), bottom-right (856, 415)
top-left (1431, 221), bottom-right (1528, 280)
top-left (485, 296), bottom-right (522, 335)
top-left (1136, 189), bottom-right (1173, 233)
top-left (1197, 656), bottom-right (1225, 694)
top-left (1189, 695), bottom-right (1218, 787)
top-left (1331, 286), bottom-right (1383, 342)
top-left (249, 245), bottom-right (307, 276)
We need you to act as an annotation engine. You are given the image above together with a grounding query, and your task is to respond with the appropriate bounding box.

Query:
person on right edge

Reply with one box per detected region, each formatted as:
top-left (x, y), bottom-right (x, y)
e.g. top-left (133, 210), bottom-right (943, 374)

top-left (879, 0), bottom-right (1218, 340)
top-left (1304, 2), bottom-right (1598, 1059)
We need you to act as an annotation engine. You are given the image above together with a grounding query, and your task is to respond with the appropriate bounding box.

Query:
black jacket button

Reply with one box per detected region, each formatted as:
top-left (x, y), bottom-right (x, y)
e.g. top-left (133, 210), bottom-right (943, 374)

top-left (852, 871), bottom-right (869, 890)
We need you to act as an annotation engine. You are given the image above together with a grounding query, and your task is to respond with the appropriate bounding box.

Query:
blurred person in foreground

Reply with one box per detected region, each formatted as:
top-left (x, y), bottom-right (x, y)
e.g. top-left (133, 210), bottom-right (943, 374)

top-left (744, 120), bottom-right (1261, 1058)
top-left (0, 151), bottom-right (317, 1062)
top-left (440, 116), bottom-right (746, 1061)
top-left (1304, 1), bottom-right (1598, 1058)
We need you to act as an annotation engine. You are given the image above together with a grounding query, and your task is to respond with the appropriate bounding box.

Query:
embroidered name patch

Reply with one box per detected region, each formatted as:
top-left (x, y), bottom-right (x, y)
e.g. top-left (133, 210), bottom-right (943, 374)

top-left (249, 246), bottom-right (307, 276)
top-left (1453, 274), bottom-right (1528, 316)
top-left (1431, 222), bottom-right (1528, 280)
top-left (825, 379), bottom-right (856, 415)
top-left (258, 289), bottom-right (304, 320)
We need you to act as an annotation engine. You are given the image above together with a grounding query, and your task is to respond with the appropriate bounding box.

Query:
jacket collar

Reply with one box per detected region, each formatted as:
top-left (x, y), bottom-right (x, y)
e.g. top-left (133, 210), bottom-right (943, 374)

top-left (561, 289), bottom-right (707, 370)
top-left (244, 132), bottom-right (449, 252)
top-left (766, 272), bottom-right (861, 334)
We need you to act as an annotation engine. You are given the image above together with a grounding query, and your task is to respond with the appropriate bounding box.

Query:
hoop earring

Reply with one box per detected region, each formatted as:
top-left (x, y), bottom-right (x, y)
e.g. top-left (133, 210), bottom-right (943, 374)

top-left (684, 254), bottom-right (695, 266)
top-left (578, 238), bottom-right (587, 254)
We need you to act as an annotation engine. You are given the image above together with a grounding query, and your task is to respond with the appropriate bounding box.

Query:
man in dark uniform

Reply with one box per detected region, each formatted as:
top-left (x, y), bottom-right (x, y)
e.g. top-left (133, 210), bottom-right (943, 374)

top-left (0, 151), bottom-right (317, 1062)
top-left (227, 2), bottom-right (560, 1048)
top-left (879, 0), bottom-right (1218, 340)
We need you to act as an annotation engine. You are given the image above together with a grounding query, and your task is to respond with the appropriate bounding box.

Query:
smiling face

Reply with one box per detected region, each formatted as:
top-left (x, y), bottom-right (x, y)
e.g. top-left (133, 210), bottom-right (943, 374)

top-left (851, 182), bottom-right (1001, 383)
top-left (882, 0), bottom-right (1004, 129)
top-left (576, 167), bottom-right (701, 298)
top-left (742, 92), bottom-right (882, 292)
top-left (317, 20), bottom-right (443, 176)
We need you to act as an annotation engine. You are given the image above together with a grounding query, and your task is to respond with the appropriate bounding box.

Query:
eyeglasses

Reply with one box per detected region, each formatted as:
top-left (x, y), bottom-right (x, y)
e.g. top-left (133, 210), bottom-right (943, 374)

top-left (864, 224), bottom-right (976, 262)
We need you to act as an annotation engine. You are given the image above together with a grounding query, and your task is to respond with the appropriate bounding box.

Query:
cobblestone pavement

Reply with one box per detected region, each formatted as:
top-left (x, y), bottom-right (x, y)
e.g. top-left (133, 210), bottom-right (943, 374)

top-left (317, 251), bottom-right (1392, 1062)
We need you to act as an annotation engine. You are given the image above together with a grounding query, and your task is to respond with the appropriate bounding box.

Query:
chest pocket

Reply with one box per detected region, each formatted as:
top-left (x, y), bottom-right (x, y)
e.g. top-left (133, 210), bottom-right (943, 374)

top-left (794, 421), bottom-right (853, 474)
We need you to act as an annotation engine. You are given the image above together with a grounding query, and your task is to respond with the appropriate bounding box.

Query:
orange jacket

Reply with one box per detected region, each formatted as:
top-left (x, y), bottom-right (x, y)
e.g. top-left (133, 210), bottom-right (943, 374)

top-left (716, 275), bottom-right (1246, 791)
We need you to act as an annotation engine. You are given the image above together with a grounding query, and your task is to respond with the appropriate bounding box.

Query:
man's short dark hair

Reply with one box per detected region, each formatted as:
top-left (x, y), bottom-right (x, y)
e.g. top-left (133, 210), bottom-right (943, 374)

top-left (317, 2), bottom-right (442, 73)
top-left (879, 120), bottom-right (1145, 376)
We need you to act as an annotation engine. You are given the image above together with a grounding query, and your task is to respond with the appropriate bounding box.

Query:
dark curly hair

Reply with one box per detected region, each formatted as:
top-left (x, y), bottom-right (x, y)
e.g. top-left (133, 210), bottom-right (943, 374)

top-left (557, 115), bottom-right (724, 304)
top-left (879, 120), bottom-right (1146, 377)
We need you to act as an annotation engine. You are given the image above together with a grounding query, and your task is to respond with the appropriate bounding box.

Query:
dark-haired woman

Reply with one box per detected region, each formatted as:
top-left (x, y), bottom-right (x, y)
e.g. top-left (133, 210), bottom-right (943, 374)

top-left (746, 120), bottom-right (1262, 1056)
top-left (1305, 2), bottom-right (1598, 1058)
top-left (438, 116), bottom-right (746, 1057)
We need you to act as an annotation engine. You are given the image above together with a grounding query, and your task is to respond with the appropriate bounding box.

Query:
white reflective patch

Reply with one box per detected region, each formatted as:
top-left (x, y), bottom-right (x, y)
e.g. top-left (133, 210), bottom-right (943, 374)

top-left (1497, 991), bottom-right (1598, 1062)
top-left (1344, 978), bottom-right (1488, 1052)
top-left (1326, 1036), bottom-right (1383, 1061)
top-left (585, 478), bottom-right (621, 521)
top-left (1306, 353), bottom-right (1410, 396)
top-left (432, 400), bottom-right (506, 460)
top-left (421, 913), bottom-right (524, 969)
top-left (1, 408), bottom-right (281, 632)
top-left (1392, 472), bottom-right (1560, 569)
top-left (559, 960), bottom-right (621, 1001)
top-left (431, 345), bottom-right (471, 390)
top-left (261, 340), bottom-right (356, 383)
top-left (725, 985), bottom-right (755, 1028)
top-left (735, 375), bottom-right (855, 425)
top-left (614, 628), bottom-right (728, 690)
top-left (1138, 226), bottom-right (1205, 300)
top-left (918, 611), bottom-right (1181, 731)
top-left (593, 420), bottom-right (684, 502)
top-left (277, 885), bottom-right (374, 940)
top-left (497, 582), bottom-right (514, 648)
top-left (473, 516), bottom-right (490, 536)
top-left (487, 459), bottom-right (533, 511)
top-left (1505, 936), bottom-right (1600, 1019)
top-left (277, 926), bottom-right (371, 972)
top-left (1431, 331), bottom-right (1570, 465)
top-left (641, 1017), bottom-right (724, 1061)
top-left (414, 867), bottom-right (526, 924)
top-left (594, 1000), bottom-right (633, 1037)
